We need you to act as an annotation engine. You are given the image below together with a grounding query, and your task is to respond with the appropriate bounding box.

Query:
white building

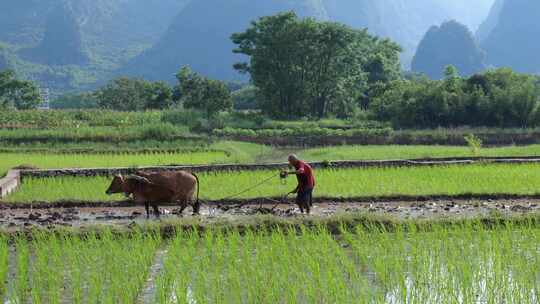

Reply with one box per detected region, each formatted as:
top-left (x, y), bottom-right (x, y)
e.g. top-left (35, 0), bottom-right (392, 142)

top-left (38, 87), bottom-right (50, 110)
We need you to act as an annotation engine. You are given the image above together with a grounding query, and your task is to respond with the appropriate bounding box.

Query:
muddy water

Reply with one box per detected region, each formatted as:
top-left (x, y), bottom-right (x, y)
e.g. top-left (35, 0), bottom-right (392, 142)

top-left (1, 199), bottom-right (539, 230)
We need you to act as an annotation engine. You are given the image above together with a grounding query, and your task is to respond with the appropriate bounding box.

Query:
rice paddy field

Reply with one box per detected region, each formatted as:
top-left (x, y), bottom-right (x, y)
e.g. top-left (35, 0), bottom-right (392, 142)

top-left (2, 134), bottom-right (540, 303)
top-left (299, 144), bottom-right (540, 161)
top-left (0, 141), bottom-right (272, 177)
top-left (0, 151), bottom-right (230, 176)
top-left (5, 163), bottom-right (540, 203)
top-left (4, 143), bottom-right (540, 178)
top-left (1, 223), bottom-right (539, 303)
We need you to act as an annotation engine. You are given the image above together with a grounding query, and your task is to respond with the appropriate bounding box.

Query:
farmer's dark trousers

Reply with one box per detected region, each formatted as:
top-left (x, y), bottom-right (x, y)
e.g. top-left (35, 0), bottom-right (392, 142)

top-left (296, 188), bottom-right (313, 207)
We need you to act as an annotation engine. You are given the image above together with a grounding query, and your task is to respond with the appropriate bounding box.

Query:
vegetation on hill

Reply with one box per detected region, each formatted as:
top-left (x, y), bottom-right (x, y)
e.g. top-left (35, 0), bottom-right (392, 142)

top-left (20, 2), bottom-right (87, 66)
top-left (482, 0), bottom-right (540, 73)
top-left (476, 0), bottom-right (505, 43)
top-left (373, 67), bottom-right (540, 128)
top-left (412, 21), bottom-right (486, 79)
top-left (123, 0), bottom-right (328, 82)
top-left (232, 12), bottom-right (401, 119)
top-left (0, 69), bottom-right (41, 110)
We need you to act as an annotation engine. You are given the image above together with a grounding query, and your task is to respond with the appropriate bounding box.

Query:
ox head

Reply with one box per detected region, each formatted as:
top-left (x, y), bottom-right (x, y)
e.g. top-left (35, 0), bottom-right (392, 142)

top-left (106, 174), bottom-right (125, 195)
top-left (106, 174), bottom-right (154, 197)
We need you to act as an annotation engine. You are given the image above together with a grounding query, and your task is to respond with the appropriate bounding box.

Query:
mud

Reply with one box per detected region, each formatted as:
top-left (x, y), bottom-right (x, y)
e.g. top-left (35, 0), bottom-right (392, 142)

top-left (1, 198), bottom-right (539, 231)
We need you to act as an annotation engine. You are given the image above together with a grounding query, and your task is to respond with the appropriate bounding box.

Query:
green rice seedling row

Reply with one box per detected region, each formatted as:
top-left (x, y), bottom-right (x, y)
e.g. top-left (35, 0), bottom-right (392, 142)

top-left (2, 230), bottom-right (161, 303)
top-left (0, 151), bottom-right (229, 177)
top-left (0, 141), bottom-right (273, 177)
top-left (2, 224), bottom-right (538, 303)
top-left (6, 163), bottom-right (540, 203)
top-left (299, 144), bottom-right (540, 161)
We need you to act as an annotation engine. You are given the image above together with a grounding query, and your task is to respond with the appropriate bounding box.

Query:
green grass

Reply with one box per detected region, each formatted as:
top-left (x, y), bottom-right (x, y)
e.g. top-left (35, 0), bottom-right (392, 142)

top-left (299, 144), bottom-right (540, 161)
top-left (6, 163), bottom-right (540, 203)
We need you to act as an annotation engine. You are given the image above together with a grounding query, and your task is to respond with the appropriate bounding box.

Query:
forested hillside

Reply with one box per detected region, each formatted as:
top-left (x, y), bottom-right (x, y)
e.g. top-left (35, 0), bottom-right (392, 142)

top-left (0, 0), bottom-right (189, 92)
top-left (0, 0), bottom-right (495, 92)
top-left (324, 0), bottom-right (493, 68)
top-left (482, 0), bottom-right (540, 73)
top-left (476, 0), bottom-right (505, 43)
top-left (412, 21), bottom-right (486, 79)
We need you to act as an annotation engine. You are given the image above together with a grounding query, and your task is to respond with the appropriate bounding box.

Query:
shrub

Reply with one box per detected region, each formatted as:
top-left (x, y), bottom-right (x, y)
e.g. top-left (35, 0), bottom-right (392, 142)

top-left (141, 123), bottom-right (180, 140)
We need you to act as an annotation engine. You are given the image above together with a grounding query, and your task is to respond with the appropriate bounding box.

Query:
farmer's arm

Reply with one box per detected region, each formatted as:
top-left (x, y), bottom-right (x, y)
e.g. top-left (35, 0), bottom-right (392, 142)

top-left (284, 164), bottom-right (305, 175)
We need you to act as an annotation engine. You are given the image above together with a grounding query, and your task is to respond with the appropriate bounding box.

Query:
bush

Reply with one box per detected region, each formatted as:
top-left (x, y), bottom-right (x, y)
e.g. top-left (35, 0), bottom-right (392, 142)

top-left (161, 110), bottom-right (203, 127)
top-left (141, 123), bottom-right (180, 140)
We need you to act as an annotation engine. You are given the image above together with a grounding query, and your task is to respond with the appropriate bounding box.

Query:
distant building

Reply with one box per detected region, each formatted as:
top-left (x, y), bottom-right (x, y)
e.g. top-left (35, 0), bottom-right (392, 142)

top-left (38, 87), bottom-right (50, 110)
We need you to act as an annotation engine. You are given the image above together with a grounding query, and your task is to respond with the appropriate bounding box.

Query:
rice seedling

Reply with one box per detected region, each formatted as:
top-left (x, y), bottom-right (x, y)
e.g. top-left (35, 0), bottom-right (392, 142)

top-left (341, 221), bottom-right (540, 303)
top-left (152, 224), bottom-right (540, 303)
top-left (6, 163), bottom-right (540, 203)
top-left (0, 150), bottom-right (230, 177)
top-left (299, 144), bottom-right (540, 161)
top-left (1, 223), bottom-right (539, 303)
top-left (0, 235), bottom-right (7, 297)
top-left (154, 226), bottom-right (372, 303)
top-left (4, 229), bottom-right (161, 304)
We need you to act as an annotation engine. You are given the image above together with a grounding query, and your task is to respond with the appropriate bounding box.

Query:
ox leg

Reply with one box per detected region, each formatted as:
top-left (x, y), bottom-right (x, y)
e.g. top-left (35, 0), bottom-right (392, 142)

top-left (145, 202), bottom-right (150, 219)
top-left (153, 205), bottom-right (160, 218)
top-left (192, 201), bottom-right (201, 215)
top-left (178, 204), bottom-right (187, 215)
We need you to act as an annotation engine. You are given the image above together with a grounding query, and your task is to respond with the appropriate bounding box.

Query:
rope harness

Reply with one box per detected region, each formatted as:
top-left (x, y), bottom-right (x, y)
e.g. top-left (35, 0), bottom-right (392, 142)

top-left (198, 171), bottom-right (291, 210)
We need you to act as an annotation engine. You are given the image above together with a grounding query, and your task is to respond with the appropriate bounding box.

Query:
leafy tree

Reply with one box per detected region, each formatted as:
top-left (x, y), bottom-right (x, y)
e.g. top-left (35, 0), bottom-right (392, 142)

top-left (51, 92), bottom-right (98, 109)
top-left (0, 69), bottom-right (41, 110)
top-left (95, 77), bottom-right (173, 111)
top-left (231, 12), bottom-right (401, 119)
top-left (174, 66), bottom-right (233, 118)
top-left (145, 81), bottom-right (173, 110)
top-left (371, 68), bottom-right (540, 128)
top-left (232, 85), bottom-right (259, 110)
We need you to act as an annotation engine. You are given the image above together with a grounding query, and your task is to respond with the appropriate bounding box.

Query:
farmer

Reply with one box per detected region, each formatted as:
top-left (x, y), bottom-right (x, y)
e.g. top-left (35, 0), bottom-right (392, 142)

top-left (282, 154), bottom-right (316, 214)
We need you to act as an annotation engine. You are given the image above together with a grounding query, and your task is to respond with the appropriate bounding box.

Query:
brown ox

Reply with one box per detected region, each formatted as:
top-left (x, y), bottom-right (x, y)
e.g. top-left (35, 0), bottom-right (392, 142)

top-left (105, 171), bottom-right (200, 218)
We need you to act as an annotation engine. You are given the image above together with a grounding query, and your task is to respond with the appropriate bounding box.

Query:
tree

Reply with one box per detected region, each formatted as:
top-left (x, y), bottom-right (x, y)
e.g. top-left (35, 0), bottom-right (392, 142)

top-left (174, 66), bottom-right (233, 118)
top-left (371, 68), bottom-right (540, 128)
top-left (95, 77), bottom-right (173, 111)
top-left (232, 85), bottom-right (259, 110)
top-left (51, 92), bottom-right (98, 109)
top-left (0, 69), bottom-right (41, 110)
top-left (145, 81), bottom-right (173, 110)
top-left (231, 12), bottom-right (401, 119)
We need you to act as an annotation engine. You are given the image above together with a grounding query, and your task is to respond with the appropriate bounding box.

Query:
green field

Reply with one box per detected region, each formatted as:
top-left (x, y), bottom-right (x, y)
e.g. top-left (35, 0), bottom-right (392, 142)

top-left (1, 224), bottom-right (539, 303)
top-left (0, 151), bottom-right (229, 177)
top-left (4, 143), bottom-right (540, 178)
top-left (6, 164), bottom-right (540, 203)
top-left (299, 144), bottom-right (540, 161)
top-left (0, 141), bottom-right (273, 177)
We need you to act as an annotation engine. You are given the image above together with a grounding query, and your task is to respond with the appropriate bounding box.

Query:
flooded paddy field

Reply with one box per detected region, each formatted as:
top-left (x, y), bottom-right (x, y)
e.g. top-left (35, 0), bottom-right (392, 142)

top-left (1, 220), bottom-right (539, 303)
top-left (1, 198), bottom-right (539, 230)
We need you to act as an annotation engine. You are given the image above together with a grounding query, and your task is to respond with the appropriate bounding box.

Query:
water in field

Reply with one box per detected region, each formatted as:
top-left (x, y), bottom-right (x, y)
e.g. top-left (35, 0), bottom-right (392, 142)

top-left (1, 225), bottom-right (539, 303)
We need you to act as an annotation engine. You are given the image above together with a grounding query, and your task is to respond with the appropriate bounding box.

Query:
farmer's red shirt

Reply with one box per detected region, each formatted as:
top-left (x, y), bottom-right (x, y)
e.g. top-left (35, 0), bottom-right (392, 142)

top-left (294, 160), bottom-right (315, 191)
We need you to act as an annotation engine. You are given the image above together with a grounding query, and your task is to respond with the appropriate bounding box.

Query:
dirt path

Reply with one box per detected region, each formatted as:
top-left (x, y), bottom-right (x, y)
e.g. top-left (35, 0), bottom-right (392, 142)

top-left (1, 199), bottom-right (539, 230)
